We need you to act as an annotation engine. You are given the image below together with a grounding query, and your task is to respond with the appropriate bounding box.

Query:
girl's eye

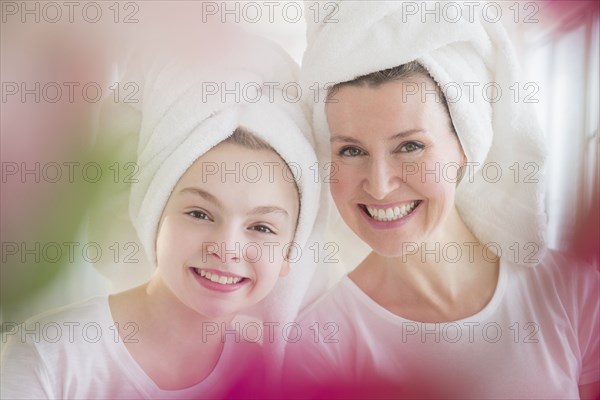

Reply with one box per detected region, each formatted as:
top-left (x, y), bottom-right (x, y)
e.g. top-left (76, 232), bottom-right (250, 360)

top-left (251, 225), bottom-right (275, 234)
top-left (399, 142), bottom-right (424, 153)
top-left (338, 146), bottom-right (366, 157)
top-left (187, 210), bottom-right (210, 220)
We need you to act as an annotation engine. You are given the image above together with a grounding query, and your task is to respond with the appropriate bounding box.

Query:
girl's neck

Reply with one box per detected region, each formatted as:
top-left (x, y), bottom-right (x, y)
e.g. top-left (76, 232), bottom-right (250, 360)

top-left (142, 275), bottom-right (233, 343)
top-left (108, 274), bottom-right (231, 390)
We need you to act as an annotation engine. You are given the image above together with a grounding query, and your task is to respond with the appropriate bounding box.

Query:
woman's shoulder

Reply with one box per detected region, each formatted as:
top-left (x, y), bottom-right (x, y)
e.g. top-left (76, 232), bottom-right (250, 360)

top-left (512, 248), bottom-right (598, 285)
top-left (506, 248), bottom-right (599, 311)
top-left (297, 275), bottom-right (361, 321)
top-left (294, 274), bottom-right (403, 340)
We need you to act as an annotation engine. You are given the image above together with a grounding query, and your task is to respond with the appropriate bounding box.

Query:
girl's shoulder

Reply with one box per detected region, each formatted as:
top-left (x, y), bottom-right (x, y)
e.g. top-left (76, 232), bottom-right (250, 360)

top-left (23, 296), bottom-right (110, 325)
top-left (3, 296), bottom-right (116, 352)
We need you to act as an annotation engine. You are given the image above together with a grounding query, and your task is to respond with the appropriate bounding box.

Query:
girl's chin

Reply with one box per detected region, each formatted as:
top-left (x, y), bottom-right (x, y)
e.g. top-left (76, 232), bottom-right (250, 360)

top-left (191, 306), bottom-right (236, 320)
top-left (184, 297), bottom-right (239, 320)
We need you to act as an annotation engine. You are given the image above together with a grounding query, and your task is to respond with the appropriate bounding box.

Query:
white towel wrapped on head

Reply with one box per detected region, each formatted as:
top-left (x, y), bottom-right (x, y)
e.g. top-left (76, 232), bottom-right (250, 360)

top-left (301, 0), bottom-right (547, 265)
top-left (130, 35), bottom-right (319, 267)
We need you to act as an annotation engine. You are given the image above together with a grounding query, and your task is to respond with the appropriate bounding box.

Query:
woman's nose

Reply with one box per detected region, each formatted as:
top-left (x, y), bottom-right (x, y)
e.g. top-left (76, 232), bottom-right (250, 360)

top-left (362, 157), bottom-right (401, 200)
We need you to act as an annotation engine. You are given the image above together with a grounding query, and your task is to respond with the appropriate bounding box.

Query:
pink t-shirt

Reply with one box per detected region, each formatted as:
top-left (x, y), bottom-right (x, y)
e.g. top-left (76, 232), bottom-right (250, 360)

top-left (1, 296), bottom-right (266, 399)
top-left (284, 250), bottom-right (599, 399)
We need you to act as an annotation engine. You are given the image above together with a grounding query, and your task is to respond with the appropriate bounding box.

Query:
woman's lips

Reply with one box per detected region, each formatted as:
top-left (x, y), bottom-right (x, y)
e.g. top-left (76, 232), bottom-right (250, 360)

top-left (359, 200), bottom-right (422, 222)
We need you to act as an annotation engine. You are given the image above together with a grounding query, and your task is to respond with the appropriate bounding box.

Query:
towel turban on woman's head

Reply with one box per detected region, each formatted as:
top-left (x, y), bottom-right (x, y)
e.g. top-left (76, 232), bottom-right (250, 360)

top-left (301, 0), bottom-right (547, 265)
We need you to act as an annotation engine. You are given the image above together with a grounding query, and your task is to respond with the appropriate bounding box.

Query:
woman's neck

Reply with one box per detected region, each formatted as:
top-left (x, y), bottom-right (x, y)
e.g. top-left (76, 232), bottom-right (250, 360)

top-left (350, 208), bottom-right (499, 322)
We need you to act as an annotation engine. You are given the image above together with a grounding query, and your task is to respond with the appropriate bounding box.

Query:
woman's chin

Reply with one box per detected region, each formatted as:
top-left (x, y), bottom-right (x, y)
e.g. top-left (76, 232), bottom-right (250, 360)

top-left (364, 238), bottom-right (424, 260)
top-left (373, 249), bottom-right (410, 259)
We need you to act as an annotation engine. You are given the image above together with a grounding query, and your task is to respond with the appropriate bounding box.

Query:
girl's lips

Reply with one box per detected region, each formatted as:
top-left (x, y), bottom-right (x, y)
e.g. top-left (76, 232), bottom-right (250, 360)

top-left (193, 267), bottom-right (245, 279)
top-left (189, 267), bottom-right (249, 293)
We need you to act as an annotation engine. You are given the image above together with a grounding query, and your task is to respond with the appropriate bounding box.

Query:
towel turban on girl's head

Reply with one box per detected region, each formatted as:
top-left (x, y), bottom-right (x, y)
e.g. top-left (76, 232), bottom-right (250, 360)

top-left (129, 34), bottom-right (320, 266)
top-left (301, 1), bottom-right (547, 265)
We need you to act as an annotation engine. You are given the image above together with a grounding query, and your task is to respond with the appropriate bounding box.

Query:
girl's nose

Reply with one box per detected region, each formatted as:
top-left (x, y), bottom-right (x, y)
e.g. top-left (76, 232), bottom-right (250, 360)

top-left (203, 226), bottom-right (242, 263)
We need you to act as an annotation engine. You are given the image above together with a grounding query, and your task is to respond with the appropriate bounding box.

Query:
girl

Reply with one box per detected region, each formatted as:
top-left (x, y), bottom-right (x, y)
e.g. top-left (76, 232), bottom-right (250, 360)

top-left (1, 36), bottom-right (320, 399)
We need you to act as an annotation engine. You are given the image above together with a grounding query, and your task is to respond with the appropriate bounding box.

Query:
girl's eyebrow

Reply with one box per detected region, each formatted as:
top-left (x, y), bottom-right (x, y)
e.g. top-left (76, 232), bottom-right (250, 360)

top-left (248, 206), bottom-right (289, 218)
top-left (178, 187), bottom-right (223, 209)
top-left (178, 189), bottom-right (288, 217)
top-left (331, 129), bottom-right (426, 144)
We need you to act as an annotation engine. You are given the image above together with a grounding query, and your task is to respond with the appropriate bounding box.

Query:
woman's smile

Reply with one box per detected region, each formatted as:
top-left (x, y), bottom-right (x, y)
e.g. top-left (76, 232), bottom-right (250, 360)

top-left (359, 200), bottom-right (422, 222)
top-left (357, 200), bottom-right (423, 230)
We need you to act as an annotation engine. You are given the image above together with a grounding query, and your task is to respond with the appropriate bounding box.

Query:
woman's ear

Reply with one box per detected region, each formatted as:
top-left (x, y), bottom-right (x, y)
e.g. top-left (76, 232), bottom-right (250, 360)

top-left (456, 154), bottom-right (468, 186)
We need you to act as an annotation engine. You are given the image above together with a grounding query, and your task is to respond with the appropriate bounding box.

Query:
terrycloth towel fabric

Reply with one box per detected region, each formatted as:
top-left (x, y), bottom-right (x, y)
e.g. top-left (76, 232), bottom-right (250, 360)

top-left (130, 35), bottom-right (320, 267)
top-left (301, 0), bottom-right (547, 265)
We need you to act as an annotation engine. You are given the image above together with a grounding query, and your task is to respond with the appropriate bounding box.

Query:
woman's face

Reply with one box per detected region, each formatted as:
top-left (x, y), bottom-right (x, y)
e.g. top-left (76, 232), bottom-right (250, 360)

top-left (326, 75), bottom-right (465, 258)
top-left (155, 142), bottom-right (299, 318)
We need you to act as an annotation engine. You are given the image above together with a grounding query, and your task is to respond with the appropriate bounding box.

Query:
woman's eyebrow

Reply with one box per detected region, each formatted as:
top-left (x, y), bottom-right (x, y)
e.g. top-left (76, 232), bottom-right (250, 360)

top-left (331, 129), bottom-right (426, 144)
top-left (388, 129), bottom-right (427, 140)
top-left (248, 206), bottom-right (289, 218)
top-left (178, 187), bottom-right (223, 209)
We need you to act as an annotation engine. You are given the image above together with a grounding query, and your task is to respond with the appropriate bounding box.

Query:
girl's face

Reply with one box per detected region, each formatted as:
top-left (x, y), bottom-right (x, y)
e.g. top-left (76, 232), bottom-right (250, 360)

top-left (155, 142), bottom-right (299, 318)
top-left (326, 75), bottom-right (465, 258)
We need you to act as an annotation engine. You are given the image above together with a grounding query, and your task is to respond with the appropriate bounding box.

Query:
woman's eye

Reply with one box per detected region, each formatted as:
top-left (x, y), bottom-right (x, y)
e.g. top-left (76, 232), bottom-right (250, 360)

top-left (252, 225), bottom-right (275, 234)
top-left (399, 142), bottom-right (424, 153)
top-left (187, 210), bottom-right (210, 220)
top-left (338, 146), bottom-right (365, 157)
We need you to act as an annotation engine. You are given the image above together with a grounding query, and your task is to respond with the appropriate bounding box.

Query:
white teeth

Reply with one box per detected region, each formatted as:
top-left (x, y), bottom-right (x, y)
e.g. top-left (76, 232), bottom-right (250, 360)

top-left (365, 201), bottom-right (419, 222)
top-left (195, 268), bottom-right (243, 285)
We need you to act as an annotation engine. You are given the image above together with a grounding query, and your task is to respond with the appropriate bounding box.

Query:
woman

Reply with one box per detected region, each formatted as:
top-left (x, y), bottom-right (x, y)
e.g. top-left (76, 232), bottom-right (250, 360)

top-left (284, 3), bottom-right (599, 399)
